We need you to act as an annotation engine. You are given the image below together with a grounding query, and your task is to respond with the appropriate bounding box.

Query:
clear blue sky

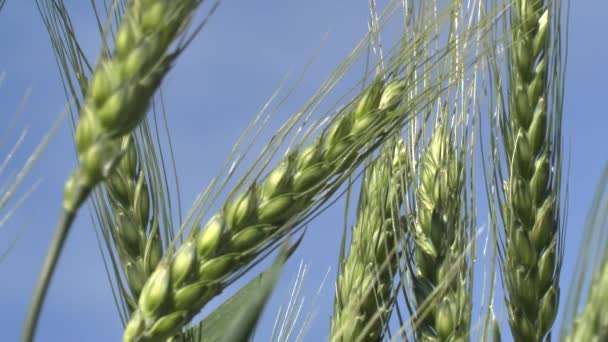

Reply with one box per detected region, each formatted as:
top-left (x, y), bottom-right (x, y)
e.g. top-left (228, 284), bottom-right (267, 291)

top-left (0, 1), bottom-right (606, 341)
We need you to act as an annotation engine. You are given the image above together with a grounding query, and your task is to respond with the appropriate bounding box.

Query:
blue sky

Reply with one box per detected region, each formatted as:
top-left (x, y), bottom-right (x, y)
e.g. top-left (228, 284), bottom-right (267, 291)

top-left (0, 1), bottom-right (606, 341)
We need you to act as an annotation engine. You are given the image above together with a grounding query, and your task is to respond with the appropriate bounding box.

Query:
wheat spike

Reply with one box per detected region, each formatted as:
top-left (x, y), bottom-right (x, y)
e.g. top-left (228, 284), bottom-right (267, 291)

top-left (66, 0), bottom-right (201, 209)
top-left (408, 126), bottom-right (470, 341)
top-left (105, 135), bottom-right (163, 305)
top-left (123, 78), bottom-right (410, 341)
top-left (330, 139), bottom-right (409, 342)
top-left (499, 1), bottom-right (562, 340)
top-left (566, 259), bottom-right (608, 341)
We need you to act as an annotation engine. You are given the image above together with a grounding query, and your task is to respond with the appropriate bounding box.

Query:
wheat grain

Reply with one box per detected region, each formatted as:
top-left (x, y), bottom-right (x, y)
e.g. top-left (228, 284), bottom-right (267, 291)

top-left (330, 139), bottom-right (409, 342)
top-left (122, 78), bottom-right (408, 341)
top-left (500, 1), bottom-right (561, 340)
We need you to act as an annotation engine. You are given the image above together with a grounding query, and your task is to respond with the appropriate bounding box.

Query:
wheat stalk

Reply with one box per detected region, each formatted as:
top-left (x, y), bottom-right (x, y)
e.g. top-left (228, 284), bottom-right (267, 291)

top-left (330, 139), bottom-right (409, 342)
top-left (498, 1), bottom-right (563, 340)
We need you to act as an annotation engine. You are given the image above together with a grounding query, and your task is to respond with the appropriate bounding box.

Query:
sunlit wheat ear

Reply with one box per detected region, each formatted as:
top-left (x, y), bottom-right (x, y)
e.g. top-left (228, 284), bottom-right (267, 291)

top-left (123, 77), bottom-right (410, 342)
top-left (330, 139), bottom-right (409, 342)
top-left (497, 1), bottom-right (563, 340)
top-left (67, 0), bottom-right (203, 209)
top-left (407, 126), bottom-right (469, 341)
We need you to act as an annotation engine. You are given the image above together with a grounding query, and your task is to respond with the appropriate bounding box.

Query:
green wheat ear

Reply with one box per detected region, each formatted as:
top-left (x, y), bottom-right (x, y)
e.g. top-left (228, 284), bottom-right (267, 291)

top-left (498, 1), bottom-right (564, 340)
top-left (331, 138), bottom-right (409, 342)
top-left (562, 164), bottom-right (608, 341)
top-left (408, 126), bottom-right (470, 341)
top-left (23, 1), bottom-right (205, 341)
top-left (105, 135), bottom-right (163, 307)
top-left (122, 78), bottom-right (410, 341)
top-left (566, 260), bottom-right (608, 341)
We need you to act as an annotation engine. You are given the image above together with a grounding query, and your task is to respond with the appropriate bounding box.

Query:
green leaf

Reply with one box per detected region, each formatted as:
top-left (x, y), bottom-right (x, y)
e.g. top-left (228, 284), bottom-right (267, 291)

top-left (183, 236), bottom-right (302, 342)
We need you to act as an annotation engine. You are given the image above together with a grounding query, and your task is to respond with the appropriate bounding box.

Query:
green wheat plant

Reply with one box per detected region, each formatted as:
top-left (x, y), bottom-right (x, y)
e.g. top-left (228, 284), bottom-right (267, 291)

top-left (11, 0), bottom-right (608, 342)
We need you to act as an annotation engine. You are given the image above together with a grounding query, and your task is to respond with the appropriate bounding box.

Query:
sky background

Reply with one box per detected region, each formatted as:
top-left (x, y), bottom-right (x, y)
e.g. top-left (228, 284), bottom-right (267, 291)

top-left (0, 1), bottom-right (606, 341)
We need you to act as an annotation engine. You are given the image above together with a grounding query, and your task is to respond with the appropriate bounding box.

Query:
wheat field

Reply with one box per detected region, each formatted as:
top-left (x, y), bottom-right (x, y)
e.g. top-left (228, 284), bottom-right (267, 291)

top-left (1, 0), bottom-right (607, 341)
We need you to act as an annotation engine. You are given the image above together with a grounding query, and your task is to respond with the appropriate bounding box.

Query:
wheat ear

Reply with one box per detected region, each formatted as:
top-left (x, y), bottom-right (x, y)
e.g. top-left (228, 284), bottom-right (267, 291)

top-left (122, 78), bottom-right (408, 341)
top-left (566, 259), bottom-right (608, 341)
top-left (105, 135), bottom-right (163, 306)
top-left (560, 165), bottom-right (608, 341)
top-left (500, 1), bottom-right (561, 340)
top-left (330, 139), bottom-right (409, 342)
top-left (68, 0), bottom-right (200, 205)
top-left (408, 127), bottom-right (469, 341)
top-left (23, 1), bottom-right (202, 340)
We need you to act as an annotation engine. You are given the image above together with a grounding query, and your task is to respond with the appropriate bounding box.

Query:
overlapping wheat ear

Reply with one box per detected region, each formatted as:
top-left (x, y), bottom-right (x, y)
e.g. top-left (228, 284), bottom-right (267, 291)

top-left (490, 0), bottom-right (566, 340)
top-left (122, 5), bottom-right (494, 332)
top-left (28, 0), bottom-right (504, 340)
top-left (566, 258), bottom-right (608, 341)
top-left (103, 135), bottom-right (166, 307)
top-left (330, 138), bottom-right (410, 342)
top-left (388, 0), bottom-right (480, 339)
top-left (23, 1), bottom-right (208, 340)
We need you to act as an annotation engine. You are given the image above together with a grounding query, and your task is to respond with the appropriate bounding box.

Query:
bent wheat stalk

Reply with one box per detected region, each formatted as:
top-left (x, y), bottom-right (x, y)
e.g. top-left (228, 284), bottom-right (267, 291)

top-left (23, 1), bottom-right (204, 340)
top-left (330, 139), bottom-right (409, 342)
